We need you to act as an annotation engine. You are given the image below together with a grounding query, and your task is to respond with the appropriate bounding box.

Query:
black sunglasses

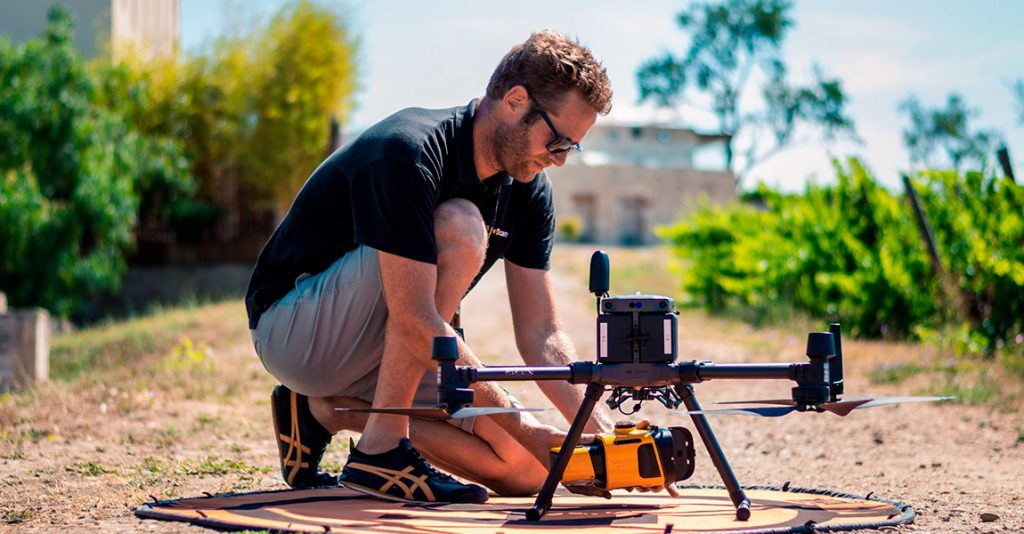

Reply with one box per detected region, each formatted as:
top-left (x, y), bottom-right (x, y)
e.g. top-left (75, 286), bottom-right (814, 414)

top-left (535, 108), bottom-right (582, 154)
top-left (524, 89), bottom-right (582, 154)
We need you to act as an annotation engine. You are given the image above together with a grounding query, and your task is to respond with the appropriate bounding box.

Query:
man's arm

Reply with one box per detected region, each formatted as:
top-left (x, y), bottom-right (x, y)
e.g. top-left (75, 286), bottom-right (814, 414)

top-left (367, 249), bottom-right (562, 460)
top-left (504, 260), bottom-right (615, 434)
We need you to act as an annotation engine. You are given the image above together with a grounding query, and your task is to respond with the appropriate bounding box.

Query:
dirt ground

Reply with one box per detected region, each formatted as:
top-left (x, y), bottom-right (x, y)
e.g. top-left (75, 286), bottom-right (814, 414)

top-left (1, 245), bottom-right (1021, 533)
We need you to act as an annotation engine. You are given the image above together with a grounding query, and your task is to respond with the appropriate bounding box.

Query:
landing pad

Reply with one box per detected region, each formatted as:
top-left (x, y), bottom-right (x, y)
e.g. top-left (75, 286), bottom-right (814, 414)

top-left (135, 485), bottom-right (913, 533)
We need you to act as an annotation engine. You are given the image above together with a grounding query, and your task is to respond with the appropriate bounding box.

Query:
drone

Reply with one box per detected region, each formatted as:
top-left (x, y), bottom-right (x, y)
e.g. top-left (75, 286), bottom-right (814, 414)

top-left (339, 250), bottom-right (950, 522)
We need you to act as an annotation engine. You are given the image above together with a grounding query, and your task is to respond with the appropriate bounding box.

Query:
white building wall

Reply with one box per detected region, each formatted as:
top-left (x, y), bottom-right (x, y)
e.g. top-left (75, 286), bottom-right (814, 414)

top-left (548, 123), bottom-right (735, 245)
top-left (0, 0), bottom-right (178, 60)
top-left (112, 0), bottom-right (179, 60)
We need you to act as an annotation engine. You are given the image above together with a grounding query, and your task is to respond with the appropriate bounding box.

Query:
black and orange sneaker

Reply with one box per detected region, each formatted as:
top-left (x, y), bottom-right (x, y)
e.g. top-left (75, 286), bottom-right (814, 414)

top-left (339, 438), bottom-right (489, 504)
top-left (271, 385), bottom-right (338, 488)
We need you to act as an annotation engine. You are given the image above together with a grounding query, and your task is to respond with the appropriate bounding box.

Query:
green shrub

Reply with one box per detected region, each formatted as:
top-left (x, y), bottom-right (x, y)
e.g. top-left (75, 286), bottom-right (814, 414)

top-left (0, 8), bottom-right (189, 318)
top-left (660, 158), bottom-right (1024, 359)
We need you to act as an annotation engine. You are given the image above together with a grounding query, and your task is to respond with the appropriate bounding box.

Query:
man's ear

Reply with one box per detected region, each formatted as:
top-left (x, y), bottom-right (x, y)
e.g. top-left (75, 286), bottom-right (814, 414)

top-left (502, 85), bottom-right (530, 118)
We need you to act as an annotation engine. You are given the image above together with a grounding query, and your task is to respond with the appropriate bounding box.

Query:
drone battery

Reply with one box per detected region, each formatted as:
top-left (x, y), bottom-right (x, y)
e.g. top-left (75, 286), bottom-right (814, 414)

top-left (597, 314), bottom-right (634, 362)
top-left (640, 314), bottom-right (677, 363)
top-left (596, 297), bottom-right (677, 363)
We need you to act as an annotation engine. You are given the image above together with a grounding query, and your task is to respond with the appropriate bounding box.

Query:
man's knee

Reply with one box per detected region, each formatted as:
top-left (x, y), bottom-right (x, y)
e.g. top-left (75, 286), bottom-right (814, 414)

top-left (434, 199), bottom-right (486, 256)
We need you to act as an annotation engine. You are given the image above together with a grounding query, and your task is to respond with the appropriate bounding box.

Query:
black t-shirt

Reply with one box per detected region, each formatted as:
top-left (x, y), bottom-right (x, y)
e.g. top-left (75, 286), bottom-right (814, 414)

top-left (245, 100), bottom-right (555, 329)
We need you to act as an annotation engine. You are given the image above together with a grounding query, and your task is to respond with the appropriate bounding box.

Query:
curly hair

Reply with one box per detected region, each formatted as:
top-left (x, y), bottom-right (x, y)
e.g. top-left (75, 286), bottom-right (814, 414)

top-left (486, 30), bottom-right (612, 118)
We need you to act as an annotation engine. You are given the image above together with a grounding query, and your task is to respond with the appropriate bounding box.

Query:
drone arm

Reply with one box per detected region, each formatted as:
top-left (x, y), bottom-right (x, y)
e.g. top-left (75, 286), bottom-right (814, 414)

top-left (695, 362), bottom-right (803, 381)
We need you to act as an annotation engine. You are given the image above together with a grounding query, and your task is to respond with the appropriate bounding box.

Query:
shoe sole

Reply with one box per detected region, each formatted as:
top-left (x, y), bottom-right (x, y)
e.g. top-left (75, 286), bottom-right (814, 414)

top-left (338, 480), bottom-right (488, 505)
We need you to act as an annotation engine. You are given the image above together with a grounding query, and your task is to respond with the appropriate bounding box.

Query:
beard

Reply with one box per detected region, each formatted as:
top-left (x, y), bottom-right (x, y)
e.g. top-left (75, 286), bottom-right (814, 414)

top-left (492, 118), bottom-right (539, 182)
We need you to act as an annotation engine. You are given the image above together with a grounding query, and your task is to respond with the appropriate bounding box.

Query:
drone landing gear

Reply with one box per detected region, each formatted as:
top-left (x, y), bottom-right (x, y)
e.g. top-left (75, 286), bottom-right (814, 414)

top-left (677, 384), bottom-right (751, 521)
top-left (526, 383), bottom-right (751, 522)
top-left (527, 382), bottom-right (605, 521)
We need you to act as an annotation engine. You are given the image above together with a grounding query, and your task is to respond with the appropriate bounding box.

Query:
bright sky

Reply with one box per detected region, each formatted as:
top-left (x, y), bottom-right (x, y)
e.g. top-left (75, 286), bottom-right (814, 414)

top-left (181, 0), bottom-right (1024, 191)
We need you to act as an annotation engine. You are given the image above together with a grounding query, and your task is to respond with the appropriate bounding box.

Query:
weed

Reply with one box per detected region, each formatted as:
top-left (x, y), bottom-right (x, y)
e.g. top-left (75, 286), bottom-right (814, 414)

top-left (195, 415), bottom-right (222, 427)
top-left (2, 509), bottom-right (34, 524)
top-left (180, 457), bottom-right (271, 476)
top-left (870, 363), bottom-right (928, 385)
top-left (141, 456), bottom-right (168, 474)
top-left (927, 379), bottom-right (1001, 406)
top-left (1016, 429), bottom-right (1024, 445)
top-left (1, 450), bottom-right (25, 460)
top-left (228, 442), bottom-right (247, 453)
top-left (154, 426), bottom-right (180, 449)
top-left (69, 461), bottom-right (114, 477)
top-left (320, 458), bottom-right (343, 473)
top-left (23, 428), bottom-right (55, 442)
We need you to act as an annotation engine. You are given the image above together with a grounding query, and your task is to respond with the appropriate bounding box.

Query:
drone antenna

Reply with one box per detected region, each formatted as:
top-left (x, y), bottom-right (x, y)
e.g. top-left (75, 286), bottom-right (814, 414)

top-left (589, 250), bottom-right (610, 315)
top-left (828, 323), bottom-right (845, 400)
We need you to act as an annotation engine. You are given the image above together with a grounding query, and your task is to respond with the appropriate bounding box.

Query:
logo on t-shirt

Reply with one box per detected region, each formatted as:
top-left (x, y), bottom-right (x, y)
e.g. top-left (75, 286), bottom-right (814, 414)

top-left (486, 225), bottom-right (509, 239)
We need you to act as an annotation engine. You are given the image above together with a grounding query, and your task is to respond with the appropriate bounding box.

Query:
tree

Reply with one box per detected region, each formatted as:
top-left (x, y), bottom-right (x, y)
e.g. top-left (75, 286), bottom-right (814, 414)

top-left (0, 8), bottom-right (188, 318)
top-left (637, 0), bottom-right (856, 187)
top-left (101, 0), bottom-right (359, 221)
top-left (244, 0), bottom-right (359, 216)
top-left (898, 93), bottom-right (1001, 172)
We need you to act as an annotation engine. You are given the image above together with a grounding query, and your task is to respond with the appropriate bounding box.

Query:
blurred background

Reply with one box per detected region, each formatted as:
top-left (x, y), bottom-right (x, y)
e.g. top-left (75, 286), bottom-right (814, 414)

top-left (1, 0), bottom-right (1022, 378)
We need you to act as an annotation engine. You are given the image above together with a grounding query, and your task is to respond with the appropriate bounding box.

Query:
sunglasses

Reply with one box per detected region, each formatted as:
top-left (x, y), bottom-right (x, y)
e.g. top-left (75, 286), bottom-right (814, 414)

top-left (524, 89), bottom-right (582, 154)
top-left (536, 108), bottom-right (582, 154)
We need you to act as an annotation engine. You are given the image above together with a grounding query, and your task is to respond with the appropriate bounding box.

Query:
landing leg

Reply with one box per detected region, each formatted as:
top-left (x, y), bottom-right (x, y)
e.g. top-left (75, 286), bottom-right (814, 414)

top-left (526, 382), bottom-right (605, 521)
top-left (676, 385), bottom-right (751, 521)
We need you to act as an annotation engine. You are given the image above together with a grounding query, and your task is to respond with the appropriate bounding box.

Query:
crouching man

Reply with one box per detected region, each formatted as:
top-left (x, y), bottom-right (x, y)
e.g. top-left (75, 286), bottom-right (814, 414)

top-left (245, 30), bottom-right (615, 503)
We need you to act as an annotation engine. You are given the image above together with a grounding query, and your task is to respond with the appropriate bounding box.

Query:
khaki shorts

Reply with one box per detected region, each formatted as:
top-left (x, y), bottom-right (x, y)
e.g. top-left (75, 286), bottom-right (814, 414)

top-left (251, 246), bottom-right (440, 405)
top-left (251, 246), bottom-right (531, 433)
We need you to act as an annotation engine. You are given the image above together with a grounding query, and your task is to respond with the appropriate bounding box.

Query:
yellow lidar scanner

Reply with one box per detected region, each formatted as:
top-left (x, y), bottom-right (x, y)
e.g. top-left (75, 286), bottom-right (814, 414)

top-left (552, 421), bottom-right (696, 490)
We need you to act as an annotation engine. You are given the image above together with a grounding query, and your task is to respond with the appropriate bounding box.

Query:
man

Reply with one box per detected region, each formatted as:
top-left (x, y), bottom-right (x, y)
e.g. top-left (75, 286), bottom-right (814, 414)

top-left (245, 30), bottom-right (616, 504)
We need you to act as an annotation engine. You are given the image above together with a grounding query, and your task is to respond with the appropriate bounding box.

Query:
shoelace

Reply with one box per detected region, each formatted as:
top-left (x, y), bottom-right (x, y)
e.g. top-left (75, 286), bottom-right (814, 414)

top-left (407, 448), bottom-right (458, 483)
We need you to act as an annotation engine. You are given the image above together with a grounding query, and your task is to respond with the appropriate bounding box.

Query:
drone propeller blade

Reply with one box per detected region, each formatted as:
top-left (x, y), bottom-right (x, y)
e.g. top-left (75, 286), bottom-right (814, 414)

top-left (816, 398), bottom-right (873, 416)
top-left (335, 407), bottom-right (453, 420)
top-left (690, 396), bottom-right (952, 418)
top-left (447, 407), bottom-right (548, 419)
top-left (714, 399), bottom-right (797, 406)
top-left (687, 406), bottom-right (798, 417)
top-left (335, 406), bottom-right (548, 421)
top-left (848, 395), bottom-right (952, 411)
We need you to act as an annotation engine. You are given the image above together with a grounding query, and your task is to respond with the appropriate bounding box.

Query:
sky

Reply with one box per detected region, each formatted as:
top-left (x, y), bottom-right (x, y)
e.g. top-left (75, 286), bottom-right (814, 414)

top-left (180, 0), bottom-right (1024, 192)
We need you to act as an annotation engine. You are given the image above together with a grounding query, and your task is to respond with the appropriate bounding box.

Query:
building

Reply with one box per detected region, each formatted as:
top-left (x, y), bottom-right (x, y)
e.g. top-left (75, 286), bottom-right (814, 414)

top-left (547, 122), bottom-right (736, 245)
top-left (0, 0), bottom-right (179, 60)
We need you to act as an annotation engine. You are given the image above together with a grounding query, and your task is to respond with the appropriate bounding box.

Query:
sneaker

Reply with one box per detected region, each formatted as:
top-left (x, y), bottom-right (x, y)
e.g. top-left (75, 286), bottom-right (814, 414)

top-left (271, 385), bottom-right (338, 488)
top-left (339, 438), bottom-right (489, 504)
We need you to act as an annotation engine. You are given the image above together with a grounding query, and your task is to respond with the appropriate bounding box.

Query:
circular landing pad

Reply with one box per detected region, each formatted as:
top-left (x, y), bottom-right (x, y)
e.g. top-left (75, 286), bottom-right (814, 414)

top-left (136, 485), bottom-right (914, 533)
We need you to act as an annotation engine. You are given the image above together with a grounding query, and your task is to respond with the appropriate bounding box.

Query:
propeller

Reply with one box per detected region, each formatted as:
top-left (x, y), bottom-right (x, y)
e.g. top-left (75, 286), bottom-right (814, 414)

top-left (335, 405), bottom-right (548, 421)
top-left (687, 396), bottom-right (953, 417)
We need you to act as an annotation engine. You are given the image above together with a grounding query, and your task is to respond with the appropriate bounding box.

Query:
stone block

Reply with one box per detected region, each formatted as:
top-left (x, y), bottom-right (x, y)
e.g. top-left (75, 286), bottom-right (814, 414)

top-left (0, 308), bottom-right (50, 388)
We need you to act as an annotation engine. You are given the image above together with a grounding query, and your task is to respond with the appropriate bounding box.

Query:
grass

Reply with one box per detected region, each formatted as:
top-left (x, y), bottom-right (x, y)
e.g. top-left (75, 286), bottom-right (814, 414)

top-left (2, 509), bottom-right (34, 524)
top-left (867, 355), bottom-right (1021, 410)
top-left (870, 363), bottom-right (929, 385)
top-left (69, 461), bottom-right (115, 477)
top-left (49, 300), bottom-right (247, 382)
top-left (180, 457), bottom-right (272, 477)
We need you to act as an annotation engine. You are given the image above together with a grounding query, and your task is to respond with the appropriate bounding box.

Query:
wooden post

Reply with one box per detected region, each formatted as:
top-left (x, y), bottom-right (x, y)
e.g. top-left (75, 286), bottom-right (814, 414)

top-left (0, 294), bottom-right (50, 388)
top-left (901, 174), bottom-right (943, 278)
top-left (997, 145), bottom-right (1016, 183)
top-left (901, 175), bottom-right (972, 318)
